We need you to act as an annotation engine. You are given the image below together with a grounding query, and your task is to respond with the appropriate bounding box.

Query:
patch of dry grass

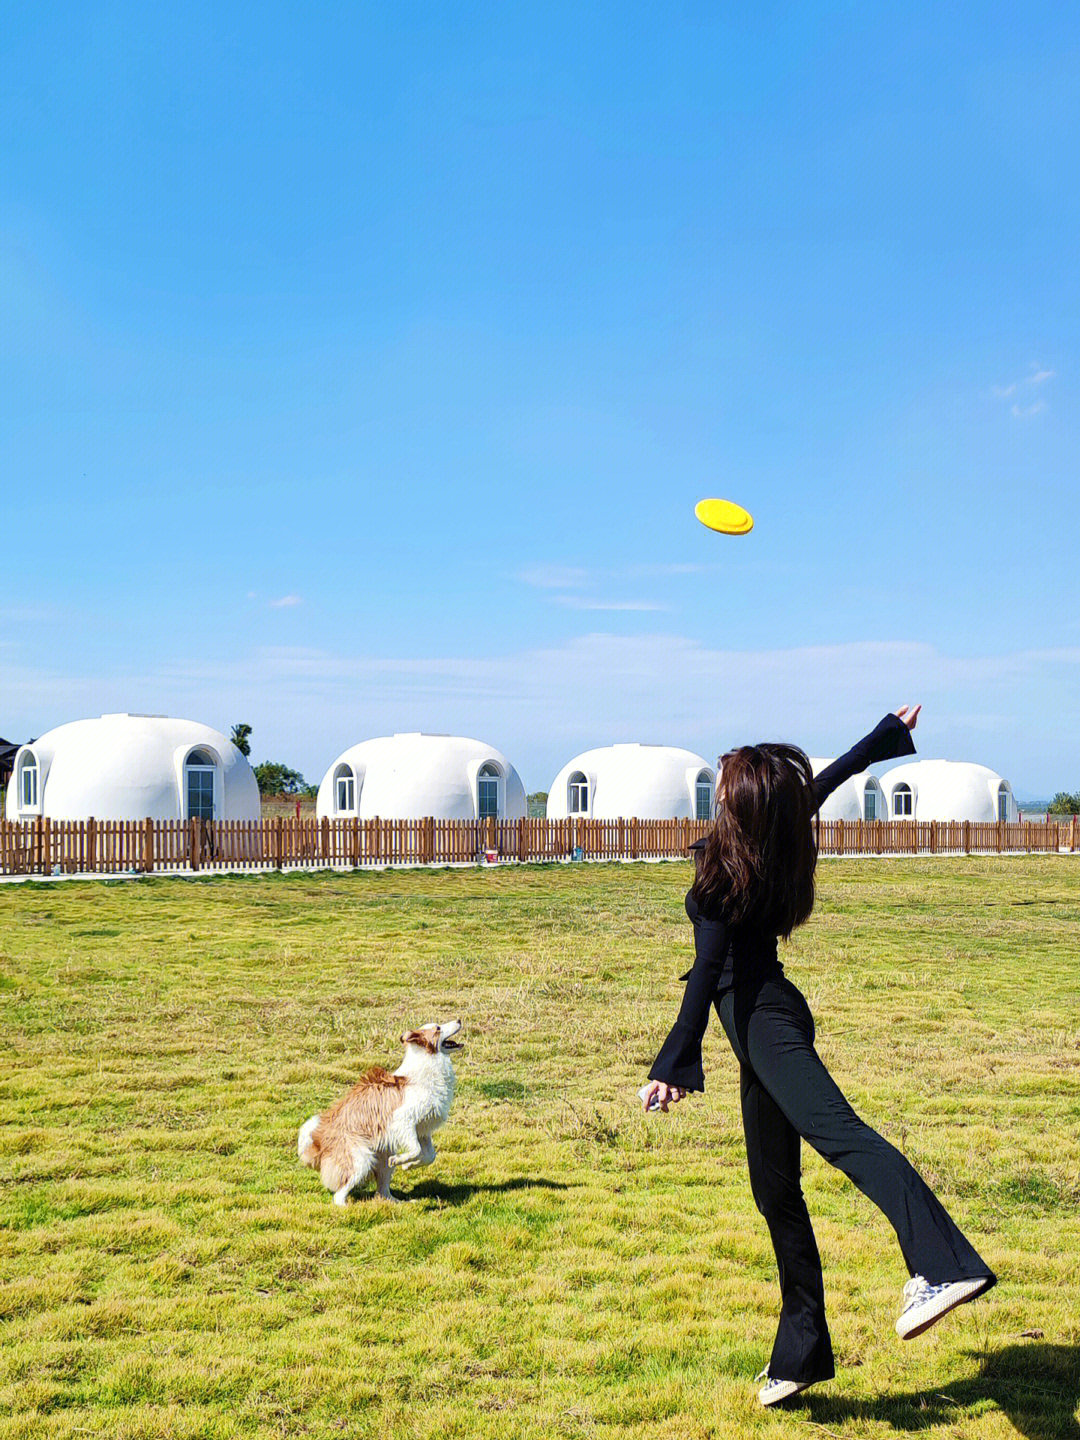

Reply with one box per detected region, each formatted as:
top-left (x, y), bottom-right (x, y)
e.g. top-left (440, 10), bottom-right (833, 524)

top-left (1, 858), bottom-right (1078, 1438)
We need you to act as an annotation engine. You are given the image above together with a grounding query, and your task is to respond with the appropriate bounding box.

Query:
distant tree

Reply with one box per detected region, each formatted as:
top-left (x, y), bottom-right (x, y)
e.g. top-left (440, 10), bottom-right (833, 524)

top-left (1048, 791), bottom-right (1080, 815)
top-left (253, 762), bottom-right (308, 797)
top-left (230, 723), bottom-right (253, 757)
top-left (527, 790), bottom-right (548, 819)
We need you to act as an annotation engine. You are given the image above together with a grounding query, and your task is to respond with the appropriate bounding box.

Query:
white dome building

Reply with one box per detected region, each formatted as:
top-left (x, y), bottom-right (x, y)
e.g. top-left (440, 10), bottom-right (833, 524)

top-left (4, 714), bottom-right (260, 823)
top-left (809, 760), bottom-right (886, 822)
top-left (315, 733), bottom-right (527, 821)
top-left (547, 745), bottom-right (716, 821)
top-left (879, 760), bottom-right (1017, 823)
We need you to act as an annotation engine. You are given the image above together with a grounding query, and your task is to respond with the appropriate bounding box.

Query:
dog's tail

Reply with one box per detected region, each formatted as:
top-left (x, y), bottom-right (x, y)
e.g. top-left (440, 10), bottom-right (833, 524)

top-left (297, 1114), bottom-right (323, 1168)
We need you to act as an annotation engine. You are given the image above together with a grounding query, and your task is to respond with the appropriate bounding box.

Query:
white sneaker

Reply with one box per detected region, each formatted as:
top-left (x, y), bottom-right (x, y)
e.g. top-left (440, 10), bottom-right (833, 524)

top-left (755, 1369), bottom-right (816, 1406)
top-left (895, 1274), bottom-right (993, 1339)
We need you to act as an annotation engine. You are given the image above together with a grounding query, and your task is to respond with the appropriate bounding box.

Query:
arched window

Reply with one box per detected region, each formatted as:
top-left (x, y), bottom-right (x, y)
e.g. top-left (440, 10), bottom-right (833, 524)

top-left (335, 764), bottom-right (356, 814)
top-left (478, 763), bottom-right (500, 819)
top-left (695, 771), bottom-right (713, 821)
top-left (892, 782), bottom-right (913, 818)
top-left (568, 771), bottom-right (589, 815)
top-left (185, 748), bottom-right (216, 820)
top-left (18, 755), bottom-right (38, 811)
top-left (997, 783), bottom-right (1009, 822)
top-left (864, 783), bottom-right (877, 822)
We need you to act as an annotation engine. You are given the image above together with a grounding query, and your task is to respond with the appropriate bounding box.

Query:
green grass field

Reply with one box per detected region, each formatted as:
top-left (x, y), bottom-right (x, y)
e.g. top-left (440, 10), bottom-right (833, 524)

top-left (2, 858), bottom-right (1079, 1439)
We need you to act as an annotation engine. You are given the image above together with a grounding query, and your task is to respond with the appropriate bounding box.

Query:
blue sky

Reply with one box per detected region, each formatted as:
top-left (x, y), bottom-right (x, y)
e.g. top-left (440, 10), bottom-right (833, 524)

top-left (2, 3), bottom-right (1077, 795)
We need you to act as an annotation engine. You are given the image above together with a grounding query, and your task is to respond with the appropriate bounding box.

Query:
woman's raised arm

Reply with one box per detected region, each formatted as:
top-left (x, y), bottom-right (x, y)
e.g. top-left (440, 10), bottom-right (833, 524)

top-left (810, 706), bottom-right (920, 812)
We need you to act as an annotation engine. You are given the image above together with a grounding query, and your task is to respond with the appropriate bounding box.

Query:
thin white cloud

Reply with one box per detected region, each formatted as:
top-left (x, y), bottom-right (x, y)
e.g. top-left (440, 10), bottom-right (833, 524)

top-left (516, 560), bottom-right (706, 614)
top-left (624, 562), bottom-right (709, 578)
top-left (994, 363), bottom-right (1056, 416)
top-left (518, 561), bottom-right (706, 587)
top-left (552, 596), bottom-right (669, 612)
top-left (5, 634), bottom-right (1078, 793)
top-left (0, 605), bottom-right (70, 624)
top-left (515, 565), bottom-right (589, 589)
top-left (268, 594), bottom-right (303, 608)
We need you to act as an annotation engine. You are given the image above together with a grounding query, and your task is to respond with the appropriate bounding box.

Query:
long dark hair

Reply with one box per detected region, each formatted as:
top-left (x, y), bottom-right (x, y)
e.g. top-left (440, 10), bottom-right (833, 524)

top-left (691, 742), bottom-right (817, 937)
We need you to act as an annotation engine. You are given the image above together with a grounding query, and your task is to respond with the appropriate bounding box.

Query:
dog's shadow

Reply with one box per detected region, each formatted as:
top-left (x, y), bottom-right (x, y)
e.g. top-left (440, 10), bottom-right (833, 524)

top-left (401, 1177), bottom-right (572, 1204)
top-left (798, 1342), bottom-right (1080, 1438)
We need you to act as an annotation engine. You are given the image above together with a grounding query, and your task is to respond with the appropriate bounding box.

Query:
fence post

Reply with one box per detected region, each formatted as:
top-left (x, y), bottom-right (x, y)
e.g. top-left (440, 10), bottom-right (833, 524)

top-left (518, 816), bottom-right (527, 863)
top-left (422, 816), bottom-right (434, 865)
top-left (38, 815), bottom-right (48, 875)
top-left (963, 820), bottom-right (971, 855)
top-left (274, 816), bottom-right (284, 869)
top-left (143, 817), bottom-right (155, 873)
top-left (1072, 815), bottom-right (1078, 854)
top-left (320, 815), bottom-right (331, 866)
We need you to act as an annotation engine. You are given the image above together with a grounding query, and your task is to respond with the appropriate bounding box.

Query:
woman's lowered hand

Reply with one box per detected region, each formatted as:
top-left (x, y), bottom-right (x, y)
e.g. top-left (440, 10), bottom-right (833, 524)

top-left (895, 704), bottom-right (921, 730)
top-left (640, 1080), bottom-right (686, 1112)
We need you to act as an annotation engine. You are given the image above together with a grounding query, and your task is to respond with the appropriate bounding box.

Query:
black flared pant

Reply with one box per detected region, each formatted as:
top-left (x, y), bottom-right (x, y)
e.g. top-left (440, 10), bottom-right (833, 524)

top-left (716, 971), bottom-right (995, 1384)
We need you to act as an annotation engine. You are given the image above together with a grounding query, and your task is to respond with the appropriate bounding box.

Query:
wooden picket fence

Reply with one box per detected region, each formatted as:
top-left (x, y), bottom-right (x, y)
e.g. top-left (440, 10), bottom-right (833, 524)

top-left (1, 814), bottom-right (1078, 877)
top-left (816, 817), bottom-right (1077, 856)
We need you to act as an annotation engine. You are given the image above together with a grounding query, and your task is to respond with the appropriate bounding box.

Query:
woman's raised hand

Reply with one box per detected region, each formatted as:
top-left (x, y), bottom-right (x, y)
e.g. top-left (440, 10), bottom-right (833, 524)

top-left (641, 1079), bottom-right (686, 1112)
top-left (894, 704), bottom-right (921, 730)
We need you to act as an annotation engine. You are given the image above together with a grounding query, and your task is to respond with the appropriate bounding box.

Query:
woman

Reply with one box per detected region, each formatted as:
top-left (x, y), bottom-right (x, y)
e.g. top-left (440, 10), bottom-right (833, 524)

top-left (641, 708), bottom-right (995, 1407)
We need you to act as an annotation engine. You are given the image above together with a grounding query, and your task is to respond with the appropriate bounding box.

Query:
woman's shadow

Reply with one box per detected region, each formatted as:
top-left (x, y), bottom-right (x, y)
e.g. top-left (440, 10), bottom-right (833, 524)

top-left (800, 1343), bottom-right (1079, 1438)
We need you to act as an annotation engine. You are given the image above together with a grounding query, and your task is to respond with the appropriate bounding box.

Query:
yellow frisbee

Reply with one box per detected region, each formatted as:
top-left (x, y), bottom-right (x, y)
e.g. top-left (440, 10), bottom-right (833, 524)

top-left (695, 497), bottom-right (754, 535)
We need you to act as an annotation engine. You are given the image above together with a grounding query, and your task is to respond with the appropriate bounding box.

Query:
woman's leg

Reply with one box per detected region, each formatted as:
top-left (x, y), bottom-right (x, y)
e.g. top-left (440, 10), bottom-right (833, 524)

top-left (737, 1055), bottom-right (836, 1383)
top-left (728, 976), bottom-right (995, 1287)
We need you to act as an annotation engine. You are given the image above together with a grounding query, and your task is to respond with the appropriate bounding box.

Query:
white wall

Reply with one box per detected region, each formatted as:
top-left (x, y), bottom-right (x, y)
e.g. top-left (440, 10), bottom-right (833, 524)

top-left (547, 744), bottom-right (715, 820)
top-left (808, 760), bottom-right (886, 822)
top-left (5, 714), bottom-right (260, 822)
top-left (316, 733), bottom-right (527, 820)
top-left (879, 760), bottom-right (1018, 823)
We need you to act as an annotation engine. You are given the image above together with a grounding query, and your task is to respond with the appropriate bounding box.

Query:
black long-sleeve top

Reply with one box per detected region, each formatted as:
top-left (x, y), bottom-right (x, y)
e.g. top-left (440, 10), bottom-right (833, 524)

top-left (647, 714), bottom-right (916, 1092)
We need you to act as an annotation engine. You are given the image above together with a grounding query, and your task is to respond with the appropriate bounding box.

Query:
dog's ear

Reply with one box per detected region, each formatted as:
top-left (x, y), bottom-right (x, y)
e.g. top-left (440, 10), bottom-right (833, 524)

top-left (401, 1028), bottom-right (436, 1052)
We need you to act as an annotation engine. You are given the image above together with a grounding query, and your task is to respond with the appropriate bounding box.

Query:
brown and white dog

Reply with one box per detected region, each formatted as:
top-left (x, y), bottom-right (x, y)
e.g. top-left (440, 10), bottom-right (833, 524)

top-left (297, 1020), bottom-right (462, 1204)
